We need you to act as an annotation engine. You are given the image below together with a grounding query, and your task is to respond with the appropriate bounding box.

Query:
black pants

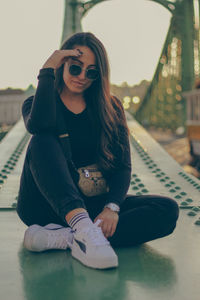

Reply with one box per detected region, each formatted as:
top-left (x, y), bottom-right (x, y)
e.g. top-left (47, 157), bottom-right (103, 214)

top-left (17, 134), bottom-right (179, 247)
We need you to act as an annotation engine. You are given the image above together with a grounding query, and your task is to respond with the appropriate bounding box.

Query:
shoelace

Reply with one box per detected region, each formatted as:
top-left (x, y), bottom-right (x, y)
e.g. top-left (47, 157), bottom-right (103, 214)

top-left (78, 224), bottom-right (110, 246)
top-left (46, 230), bottom-right (71, 249)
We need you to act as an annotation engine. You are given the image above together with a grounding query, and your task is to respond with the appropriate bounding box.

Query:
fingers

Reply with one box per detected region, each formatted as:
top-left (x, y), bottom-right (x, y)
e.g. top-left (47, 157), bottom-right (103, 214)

top-left (94, 218), bottom-right (110, 237)
top-left (100, 220), bottom-right (116, 238)
top-left (106, 222), bottom-right (117, 238)
top-left (94, 211), bottom-right (118, 238)
top-left (94, 217), bottom-right (101, 224)
top-left (62, 49), bottom-right (82, 59)
top-left (42, 49), bottom-right (83, 69)
top-left (94, 219), bottom-right (102, 227)
top-left (61, 49), bottom-right (83, 67)
top-left (62, 49), bottom-right (81, 55)
top-left (110, 222), bottom-right (117, 237)
top-left (102, 222), bottom-right (111, 238)
top-left (76, 48), bottom-right (83, 55)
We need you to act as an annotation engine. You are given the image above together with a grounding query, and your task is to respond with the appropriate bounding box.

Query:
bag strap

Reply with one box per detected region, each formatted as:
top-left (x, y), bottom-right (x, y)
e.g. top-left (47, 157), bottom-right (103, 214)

top-left (55, 92), bottom-right (72, 159)
top-left (55, 92), bottom-right (79, 182)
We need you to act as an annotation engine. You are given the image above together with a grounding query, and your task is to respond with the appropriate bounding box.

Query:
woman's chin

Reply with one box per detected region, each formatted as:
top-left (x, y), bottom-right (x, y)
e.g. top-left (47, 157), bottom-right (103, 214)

top-left (71, 85), bottom-right (88, 94)
top-left (68, 85), bottom-right (84, 94)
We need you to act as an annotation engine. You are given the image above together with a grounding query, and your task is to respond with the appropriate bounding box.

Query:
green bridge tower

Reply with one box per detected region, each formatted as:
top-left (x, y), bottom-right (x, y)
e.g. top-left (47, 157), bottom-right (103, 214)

top-left (135, 0), bottom-right (200, 131)
top-left (61, 0), bottom-right (109, 45)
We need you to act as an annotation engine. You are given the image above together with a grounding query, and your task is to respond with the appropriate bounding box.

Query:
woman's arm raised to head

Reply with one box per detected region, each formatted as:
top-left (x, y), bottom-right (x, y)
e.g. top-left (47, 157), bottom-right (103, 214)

top-left (22, 49), bottom-right (83, 134)
top-left (22, 68), bottom-right (57, 134)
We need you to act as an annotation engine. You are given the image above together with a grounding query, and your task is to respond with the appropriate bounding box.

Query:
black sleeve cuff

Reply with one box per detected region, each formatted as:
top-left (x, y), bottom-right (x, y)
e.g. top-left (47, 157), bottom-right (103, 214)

top-left (37, 68), bottom-right (55, 79)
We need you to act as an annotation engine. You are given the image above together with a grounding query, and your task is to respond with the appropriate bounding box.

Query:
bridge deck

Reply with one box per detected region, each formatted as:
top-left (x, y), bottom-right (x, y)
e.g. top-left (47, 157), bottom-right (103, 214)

top-left (1, 114), bottom-right (200, 300)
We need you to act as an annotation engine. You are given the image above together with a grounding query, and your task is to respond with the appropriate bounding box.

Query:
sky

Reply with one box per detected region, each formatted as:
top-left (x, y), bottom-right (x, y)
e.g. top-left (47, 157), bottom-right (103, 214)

top-left (0, 0), bottom-right (171, 89)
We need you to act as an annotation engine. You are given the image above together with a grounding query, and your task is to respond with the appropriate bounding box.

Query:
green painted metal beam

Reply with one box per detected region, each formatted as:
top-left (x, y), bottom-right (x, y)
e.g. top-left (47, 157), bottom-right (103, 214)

top-left (60, 0), bottom-right (83, 45)
top-left (135, 0), bottom-right (196, 130)
top-left (82, 0), bottom-right (111, 17)
top-left (60, 0), bottom-right (110, 45)
top-left (135, 18), bottom-right (174, 125)
top-left (180, 0), bottom-right (195, 92)
top-left (147, 0), bottom-right (176, 12)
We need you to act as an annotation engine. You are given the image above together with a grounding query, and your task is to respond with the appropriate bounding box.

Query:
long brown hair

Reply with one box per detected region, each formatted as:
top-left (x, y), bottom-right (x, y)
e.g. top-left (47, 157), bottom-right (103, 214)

top-left (55, 32), bottom-right (129, 172)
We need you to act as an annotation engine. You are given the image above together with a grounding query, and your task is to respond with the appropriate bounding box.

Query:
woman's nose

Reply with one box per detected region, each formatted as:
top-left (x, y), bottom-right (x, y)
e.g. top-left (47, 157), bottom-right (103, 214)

top-left (78, 69), bottom-right (86, 80)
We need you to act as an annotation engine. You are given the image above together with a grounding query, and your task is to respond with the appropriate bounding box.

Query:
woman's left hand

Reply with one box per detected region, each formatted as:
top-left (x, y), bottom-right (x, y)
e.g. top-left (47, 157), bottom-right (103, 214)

top-left (94, 208), bottom-right (119, 238)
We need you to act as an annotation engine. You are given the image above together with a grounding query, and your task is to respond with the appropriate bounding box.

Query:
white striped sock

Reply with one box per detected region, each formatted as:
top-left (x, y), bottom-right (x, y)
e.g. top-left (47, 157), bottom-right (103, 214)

top-left (68, 212), bottom-right (93, 231)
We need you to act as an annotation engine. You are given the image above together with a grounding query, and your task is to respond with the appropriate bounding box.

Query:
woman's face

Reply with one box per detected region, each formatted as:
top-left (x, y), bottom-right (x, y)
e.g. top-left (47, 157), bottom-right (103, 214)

top-left (62, 45), bottom-right (97, 94)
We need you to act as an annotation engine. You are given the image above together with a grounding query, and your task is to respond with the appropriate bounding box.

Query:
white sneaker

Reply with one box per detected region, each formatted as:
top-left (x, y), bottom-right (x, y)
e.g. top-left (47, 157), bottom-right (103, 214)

top-left (71, 220), bottom-right (118, 269)
top-left (23, 223), bottom-right (73, 252)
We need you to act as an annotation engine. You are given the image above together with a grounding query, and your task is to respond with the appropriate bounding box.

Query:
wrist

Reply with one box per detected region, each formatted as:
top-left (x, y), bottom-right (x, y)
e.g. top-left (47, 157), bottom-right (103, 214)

top-left (42, 62), bottom-right (56, 69)
top-left (104, 203), bottom-right (120, 213)
top-left (38, 68), bottom-right (55, 80)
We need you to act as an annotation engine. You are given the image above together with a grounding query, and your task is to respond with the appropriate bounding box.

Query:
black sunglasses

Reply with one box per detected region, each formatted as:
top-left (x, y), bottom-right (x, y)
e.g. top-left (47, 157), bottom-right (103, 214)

top-left (68, 64), bottom-right (99, 80)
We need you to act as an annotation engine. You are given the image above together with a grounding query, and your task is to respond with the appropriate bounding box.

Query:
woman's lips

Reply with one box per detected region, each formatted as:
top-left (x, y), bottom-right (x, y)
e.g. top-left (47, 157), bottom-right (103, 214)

top-left (72, 80), bottom-right (85, 87)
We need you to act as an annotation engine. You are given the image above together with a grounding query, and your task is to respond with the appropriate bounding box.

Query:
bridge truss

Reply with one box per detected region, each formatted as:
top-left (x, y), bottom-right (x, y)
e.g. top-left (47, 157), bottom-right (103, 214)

top-left (136, 0), bottom-right (200, 131)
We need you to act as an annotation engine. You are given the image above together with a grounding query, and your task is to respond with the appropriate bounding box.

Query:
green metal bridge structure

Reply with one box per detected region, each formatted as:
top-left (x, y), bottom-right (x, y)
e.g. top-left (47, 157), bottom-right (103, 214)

top-left (136, 0), bottom-right (200, 130)
top-left (1, 1), bottom-right (200, 300)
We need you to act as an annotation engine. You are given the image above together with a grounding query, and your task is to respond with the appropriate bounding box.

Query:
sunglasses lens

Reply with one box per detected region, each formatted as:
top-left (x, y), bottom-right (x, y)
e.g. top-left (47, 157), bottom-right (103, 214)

top-left (69, 65), bottom-right (82, 76)
top-left (69, 64), bottom-right (99, 80)
top-left (86, 69), bottom-right (99, 80)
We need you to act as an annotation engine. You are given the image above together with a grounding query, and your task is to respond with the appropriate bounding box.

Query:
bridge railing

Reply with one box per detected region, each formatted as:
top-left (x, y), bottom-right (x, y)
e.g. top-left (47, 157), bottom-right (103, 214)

top-left (183, 89), bottom-right (200, 124)
top-left (183, 89), bottom-right (200, 156)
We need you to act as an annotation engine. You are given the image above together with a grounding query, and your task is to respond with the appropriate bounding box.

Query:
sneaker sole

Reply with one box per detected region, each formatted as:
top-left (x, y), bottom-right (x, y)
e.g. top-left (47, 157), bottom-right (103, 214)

top-left (24, 225), bottom-right (71, 252)
top-left (71, 245), bottom-right (118, 269)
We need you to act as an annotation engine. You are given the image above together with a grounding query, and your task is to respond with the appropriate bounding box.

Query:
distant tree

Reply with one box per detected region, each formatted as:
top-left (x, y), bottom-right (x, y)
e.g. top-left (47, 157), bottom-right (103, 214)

top-left (25, 84), bottom-right (36, 97)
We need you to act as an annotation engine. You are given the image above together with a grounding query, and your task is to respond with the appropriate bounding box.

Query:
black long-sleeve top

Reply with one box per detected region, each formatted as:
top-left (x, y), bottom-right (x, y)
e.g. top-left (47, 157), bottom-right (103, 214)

top-left (58, 98), bottom-right (98, 168)
top-left (22, 68), bottom-right (132, 206)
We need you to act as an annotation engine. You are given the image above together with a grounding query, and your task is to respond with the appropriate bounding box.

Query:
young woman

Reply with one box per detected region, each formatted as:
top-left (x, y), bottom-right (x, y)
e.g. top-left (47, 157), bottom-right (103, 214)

top-left (17, 32), bottom-right (179, 269)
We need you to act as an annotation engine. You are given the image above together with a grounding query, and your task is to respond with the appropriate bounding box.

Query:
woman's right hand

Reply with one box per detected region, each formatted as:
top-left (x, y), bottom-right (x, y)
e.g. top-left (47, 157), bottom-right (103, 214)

top-left (42, 49), bottom-right (82, 70)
